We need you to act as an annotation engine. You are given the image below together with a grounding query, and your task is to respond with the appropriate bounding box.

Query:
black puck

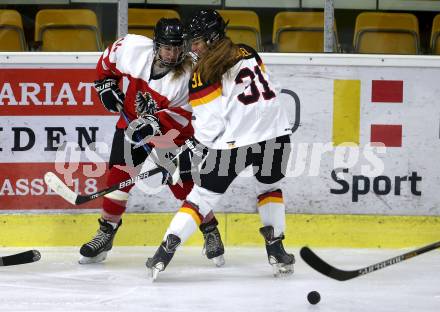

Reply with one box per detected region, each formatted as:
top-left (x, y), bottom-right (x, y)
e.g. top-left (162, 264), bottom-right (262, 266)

top-left (307, 291), bottom-right (321, 305)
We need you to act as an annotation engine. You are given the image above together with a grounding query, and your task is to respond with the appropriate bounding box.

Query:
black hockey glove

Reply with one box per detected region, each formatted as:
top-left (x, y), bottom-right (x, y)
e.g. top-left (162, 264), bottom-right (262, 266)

top-left (94, 78), bottom-right (125, 113)
top-left (124, 114), bottom-right (161, 146)
top-left (135, 91), bottom-right (158, 117)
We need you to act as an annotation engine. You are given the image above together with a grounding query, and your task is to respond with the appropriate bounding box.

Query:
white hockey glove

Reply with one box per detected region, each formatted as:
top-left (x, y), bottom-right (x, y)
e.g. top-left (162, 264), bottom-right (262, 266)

top-left (185, 137), bottom-right (209, 167)
top-left (94, 78), bottom-right (124, 113)
top-left (124, 115), bottom-right (161, 146)
top-left (185, 137), bottom-right (207, 158)
top-left (156, 149), bottom-right (181, 185)
top-left (135, 91), bottom-right (158, 117)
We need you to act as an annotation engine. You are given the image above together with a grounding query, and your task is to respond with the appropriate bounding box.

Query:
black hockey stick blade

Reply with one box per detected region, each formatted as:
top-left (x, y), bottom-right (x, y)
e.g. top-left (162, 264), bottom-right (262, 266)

top-left (300, 247), bottom-right (358, 281)
top-left (44, 166), bottom-right (164, 205)
top-left (301, 240), bottom-right (440, 281)
top-left (0, 250), bottom-right (41, 266)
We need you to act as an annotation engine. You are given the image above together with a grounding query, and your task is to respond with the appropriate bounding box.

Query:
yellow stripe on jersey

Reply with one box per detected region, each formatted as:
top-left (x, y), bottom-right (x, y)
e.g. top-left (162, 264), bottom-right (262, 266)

top-left (190, 87), bottom-right (222, 107)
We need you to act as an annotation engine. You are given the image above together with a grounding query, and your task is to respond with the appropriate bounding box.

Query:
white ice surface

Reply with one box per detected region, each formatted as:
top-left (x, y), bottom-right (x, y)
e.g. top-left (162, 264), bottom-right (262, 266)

top-left (0, 247), bottom-right (439, 312)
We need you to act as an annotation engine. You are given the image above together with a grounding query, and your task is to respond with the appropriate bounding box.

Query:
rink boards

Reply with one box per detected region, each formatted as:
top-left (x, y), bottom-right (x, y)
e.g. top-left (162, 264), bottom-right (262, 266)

top-left (0, 212), bottom-right (439, 248)
top-left (1, 53), bottom-right (440, 247)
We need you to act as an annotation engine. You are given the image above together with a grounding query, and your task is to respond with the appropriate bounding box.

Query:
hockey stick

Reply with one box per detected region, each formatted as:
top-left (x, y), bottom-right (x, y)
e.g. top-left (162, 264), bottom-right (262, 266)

top-left (45, 165), bottom-right (169, 205)
top-left (300, 240), bottom-right (440, 281)
top-left (44, 138), bottom-right (191, 205)
top-left (44, 134), bottom-right (201, 205)
top-left (45, 99), bottom-right (196, 205)
top-left (0, 250), bottom-right (41, 266)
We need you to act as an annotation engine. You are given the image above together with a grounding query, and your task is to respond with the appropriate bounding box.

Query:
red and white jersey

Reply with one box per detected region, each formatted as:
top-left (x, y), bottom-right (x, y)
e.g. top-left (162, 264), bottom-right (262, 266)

top-left (96, 34), bottom-right (193, 147)
top-left (189, 45), bottom-right (293, 149)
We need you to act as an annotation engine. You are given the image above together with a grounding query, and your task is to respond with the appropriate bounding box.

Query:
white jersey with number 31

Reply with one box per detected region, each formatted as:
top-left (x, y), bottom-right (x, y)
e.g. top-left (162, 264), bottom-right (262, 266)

top-left (189, 44), bottom-right (293, 149)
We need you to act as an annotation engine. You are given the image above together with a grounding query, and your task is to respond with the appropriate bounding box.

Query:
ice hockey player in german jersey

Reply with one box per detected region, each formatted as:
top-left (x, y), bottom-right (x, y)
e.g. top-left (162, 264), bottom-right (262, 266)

top-left (80, 18), bottom-right (224, 265)
top-left (146, 10), bottom-right (295, 280)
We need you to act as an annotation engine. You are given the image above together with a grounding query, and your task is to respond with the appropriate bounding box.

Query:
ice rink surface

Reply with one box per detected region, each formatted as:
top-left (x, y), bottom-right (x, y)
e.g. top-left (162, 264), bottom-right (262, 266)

top-left (0, 246), bottom-right (439, 312)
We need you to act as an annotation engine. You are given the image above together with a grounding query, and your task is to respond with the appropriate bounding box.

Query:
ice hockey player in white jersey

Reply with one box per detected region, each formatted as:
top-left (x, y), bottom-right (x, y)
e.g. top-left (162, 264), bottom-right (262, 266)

top-left (80, 18), bottom-right (224, 265)
top-left (146, 10), bottom-right (294, 280)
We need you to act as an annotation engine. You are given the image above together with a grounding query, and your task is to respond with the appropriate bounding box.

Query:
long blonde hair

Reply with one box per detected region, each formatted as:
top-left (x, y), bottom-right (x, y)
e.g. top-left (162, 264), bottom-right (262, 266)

top-left (194, 37), bottom-right (239, 83)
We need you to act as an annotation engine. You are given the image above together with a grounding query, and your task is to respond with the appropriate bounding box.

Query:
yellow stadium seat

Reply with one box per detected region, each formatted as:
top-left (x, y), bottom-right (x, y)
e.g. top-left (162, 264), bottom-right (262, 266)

top-left (128, 9), bottom-right (180, 39)
top-left (353, 12), bottom-right (419, 54)
top-left (0, 10), bottom-right (26, 51)
top-left (273, 11), bottom-right (339, 53)
top-left (430, 14), bottom-right (440, 54)
top-left (35, 9), bottom-right (102, 52)
top-left (217, 10), bottom-right (262, 51)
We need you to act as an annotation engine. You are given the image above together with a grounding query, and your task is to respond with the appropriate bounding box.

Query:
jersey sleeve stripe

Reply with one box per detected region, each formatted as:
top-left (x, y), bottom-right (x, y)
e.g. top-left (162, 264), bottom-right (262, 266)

top-left (189, 82), bottom-right (221, 100)
top-left (163, 110), bottom-right (190, 127)
top-left (190, 87), bottom-right (221, 107)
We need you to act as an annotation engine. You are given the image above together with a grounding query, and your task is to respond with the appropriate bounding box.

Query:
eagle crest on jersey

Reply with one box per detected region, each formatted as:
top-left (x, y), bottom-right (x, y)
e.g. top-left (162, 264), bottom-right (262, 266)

top-left (135, 91), bottom-right (158, 117)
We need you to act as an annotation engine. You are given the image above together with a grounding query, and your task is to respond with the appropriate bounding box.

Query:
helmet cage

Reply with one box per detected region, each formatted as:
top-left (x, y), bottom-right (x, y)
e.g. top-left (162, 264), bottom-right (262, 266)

top-left (154, 41), bottom-right (189, 67)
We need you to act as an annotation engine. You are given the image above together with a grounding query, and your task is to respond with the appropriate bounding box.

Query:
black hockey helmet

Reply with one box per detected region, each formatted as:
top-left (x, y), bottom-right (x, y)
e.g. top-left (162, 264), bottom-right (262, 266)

top-left (187, 9), bottom-right (227, 45)
top-left (153, 18), bottom-right (188, 66)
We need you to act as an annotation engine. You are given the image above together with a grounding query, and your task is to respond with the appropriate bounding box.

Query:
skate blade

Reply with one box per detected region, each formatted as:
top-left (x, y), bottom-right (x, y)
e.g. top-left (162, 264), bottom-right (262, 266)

top-left (148, 265), bottom-right (163, 282)
top-left (203, 248), bottom-right (225, 267)
top-left (78, 252), bottom-right (108, 264)
top-left (147, 262), bottom-right (164, 282)
top-left (211, 255), bottom-right (225, 267)
top-left (148, 267), bottom-right (160, 281)
top-left (271, 263), bottom-right (294, 277)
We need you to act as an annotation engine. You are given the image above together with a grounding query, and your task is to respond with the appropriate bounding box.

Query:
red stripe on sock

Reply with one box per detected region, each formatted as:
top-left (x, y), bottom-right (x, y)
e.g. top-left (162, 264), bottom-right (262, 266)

top-left (257, 190), bottom-right (283, 202)
top-left (181, 200), bottom-right (204, 222)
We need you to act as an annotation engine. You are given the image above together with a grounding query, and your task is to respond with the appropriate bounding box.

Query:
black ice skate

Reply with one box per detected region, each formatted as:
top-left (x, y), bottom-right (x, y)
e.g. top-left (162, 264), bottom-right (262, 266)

top-left (200, 219), bottom-right (225, 267)
top-left (146, 234), bottom-right (181, 281)
top-left (259, 225), bottom-right (295, 277)
top-left (78, 218), bottom-right (122, 264)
